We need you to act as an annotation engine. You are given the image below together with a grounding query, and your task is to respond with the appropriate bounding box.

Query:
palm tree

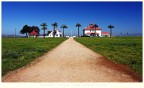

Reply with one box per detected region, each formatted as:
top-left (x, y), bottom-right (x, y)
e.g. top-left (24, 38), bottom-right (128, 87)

top-left (93, 24), bottom-right (98, 37)
top-left (61, 24), bottom-right (68, 37)
top-left (40, 23), bottom-right (47, 38)
top-left (52, 22), bottom-right (58, 37)
top-left (108, 25), bottom-right (114, 37)
top-left (76, 23), bottom-right (82, 37)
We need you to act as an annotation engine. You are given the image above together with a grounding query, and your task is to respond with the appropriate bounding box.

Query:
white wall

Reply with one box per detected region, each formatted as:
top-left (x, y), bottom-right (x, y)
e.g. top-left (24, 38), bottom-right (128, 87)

top-left (101, 34), bottom-right (110, 37)
top-left (96, 30), bottom-right (101, 36)
top-left (48, 29), bottom-right (62, 37)
top-left (85, 30), bottom-right (90, 34)
top-left (84, 30), bottom-right (102, 36)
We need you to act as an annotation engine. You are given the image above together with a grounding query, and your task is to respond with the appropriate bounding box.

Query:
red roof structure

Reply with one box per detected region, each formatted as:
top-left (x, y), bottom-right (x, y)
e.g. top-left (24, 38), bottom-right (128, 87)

top-left (84, 24), bottom-right (101, 30)
top-left (102, 32), bottom-right (109, 35)
top-left (29, 30), bottom-right (38, 36)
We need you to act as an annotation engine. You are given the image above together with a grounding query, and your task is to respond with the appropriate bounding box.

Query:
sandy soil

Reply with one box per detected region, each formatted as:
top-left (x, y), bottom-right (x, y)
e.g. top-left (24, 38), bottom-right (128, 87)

top-left (2, 38), bottom-right (141, 82)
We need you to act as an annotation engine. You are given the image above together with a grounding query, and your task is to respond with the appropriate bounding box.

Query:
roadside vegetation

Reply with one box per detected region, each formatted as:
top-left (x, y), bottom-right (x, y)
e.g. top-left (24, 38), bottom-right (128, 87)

top-left (2, 38), bottom-right (67, 76)
top-left (75, 37), bottom-right (142, 75)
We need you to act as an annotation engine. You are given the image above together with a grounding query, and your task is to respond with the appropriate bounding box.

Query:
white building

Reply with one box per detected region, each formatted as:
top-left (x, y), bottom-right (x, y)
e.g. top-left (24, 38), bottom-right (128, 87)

top-left (84, 24), bottom-right (101, 37)
top-left (47, 29), bottom-right (62, 37)
top-left (101, 32), bottom-right (110, 37)
top-left (84, 24), bottom-right (110, 37)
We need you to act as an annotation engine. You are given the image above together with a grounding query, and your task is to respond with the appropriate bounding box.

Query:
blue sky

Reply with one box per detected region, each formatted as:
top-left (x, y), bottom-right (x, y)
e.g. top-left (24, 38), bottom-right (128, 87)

top-left (2, 2), bottom-right (142, 36)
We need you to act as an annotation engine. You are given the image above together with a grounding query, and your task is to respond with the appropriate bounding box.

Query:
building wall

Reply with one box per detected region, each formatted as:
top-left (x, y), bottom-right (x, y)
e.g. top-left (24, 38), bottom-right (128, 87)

top-left (101, 34), bottom-right (110, 37)
top-left (48, 29), bottom-right (62, 37)
top-left (84, 30), bottom-right (90, 35)
top-left (96, 30), bottom-right (101, 36)
top-left (84, 30), bottom-right (102, 37)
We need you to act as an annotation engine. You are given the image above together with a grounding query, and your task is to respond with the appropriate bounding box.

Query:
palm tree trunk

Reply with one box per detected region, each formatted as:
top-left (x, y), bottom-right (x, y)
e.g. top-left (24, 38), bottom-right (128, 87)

top-left (44, 29), bottom-right (45, 38)
top-left (53, 30), bottom-right (55, 38)
top-left (53, 27), bottom-right (54, 38)
top-left (110, 28), bottom-right (112, 37)
top-left (63, 28), bottom-right (64, 37)
top-left (95, 29), bottom-right (96, 37)
top-left (78, 27), bottom-right (79, 37)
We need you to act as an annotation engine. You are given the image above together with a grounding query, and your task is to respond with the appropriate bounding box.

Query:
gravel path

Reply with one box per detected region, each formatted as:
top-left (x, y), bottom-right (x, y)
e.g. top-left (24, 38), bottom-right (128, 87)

top-left (2, 38), bottom-right (141, 82)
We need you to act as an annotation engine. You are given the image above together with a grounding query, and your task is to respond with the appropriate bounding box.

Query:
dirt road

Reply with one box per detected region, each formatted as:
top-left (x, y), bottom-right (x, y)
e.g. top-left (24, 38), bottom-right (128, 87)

top-left (2, 38), bottom-right (141, 82)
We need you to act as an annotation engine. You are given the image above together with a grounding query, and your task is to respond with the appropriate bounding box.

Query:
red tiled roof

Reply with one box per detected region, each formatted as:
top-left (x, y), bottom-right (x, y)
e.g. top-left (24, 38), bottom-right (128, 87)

top-left (29, 30), bottom-right (38, 36)
top-left (84, 27), bottom-right (101, 30)
top-left (84, 24), bottom-right (101, 30)
top-left (102, 32), bottom-right (109, 35)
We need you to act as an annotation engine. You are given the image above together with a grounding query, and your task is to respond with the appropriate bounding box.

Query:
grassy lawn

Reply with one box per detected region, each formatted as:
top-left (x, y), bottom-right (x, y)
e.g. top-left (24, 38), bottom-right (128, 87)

top-left (2, 38), bottom-right (67, 76)
top-left (74, 37), bottom-right (142, 75)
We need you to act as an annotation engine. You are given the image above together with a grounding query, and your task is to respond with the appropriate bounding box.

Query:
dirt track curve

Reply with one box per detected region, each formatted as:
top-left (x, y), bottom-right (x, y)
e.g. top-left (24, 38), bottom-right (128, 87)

top-left (2, 38), bottom-right (141, 82)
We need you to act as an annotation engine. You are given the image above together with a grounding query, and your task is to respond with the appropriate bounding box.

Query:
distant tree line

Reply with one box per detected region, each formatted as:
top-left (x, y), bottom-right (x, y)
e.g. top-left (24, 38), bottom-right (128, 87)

top-left (20, 22), bottom-right (115, 38)
top-left (20, 22), bottom-right (69, 38)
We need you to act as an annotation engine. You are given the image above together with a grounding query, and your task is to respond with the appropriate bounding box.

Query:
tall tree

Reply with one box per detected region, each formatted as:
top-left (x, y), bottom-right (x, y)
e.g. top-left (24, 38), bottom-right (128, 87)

top-left (93, 24), bottom-right (98, 37)
top-left (76, 23), bottom-right (82, 37)
top-left (61, 24), bottom-right (68, 37)
top-left (52, 22), bottom-right (58, 37)
top-left (40, 23), bottom-right (47, 38)
top-left (108, 25), bottom-right (114, 37)
top-left (20, 25), bottom-right (31, 38)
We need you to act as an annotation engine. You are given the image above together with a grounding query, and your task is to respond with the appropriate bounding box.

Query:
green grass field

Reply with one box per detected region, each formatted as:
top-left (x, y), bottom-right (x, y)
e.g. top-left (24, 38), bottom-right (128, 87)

top-left (2, 38), bottom-right (67, 76)
top-left (74, 37), bottom-right (142, 75)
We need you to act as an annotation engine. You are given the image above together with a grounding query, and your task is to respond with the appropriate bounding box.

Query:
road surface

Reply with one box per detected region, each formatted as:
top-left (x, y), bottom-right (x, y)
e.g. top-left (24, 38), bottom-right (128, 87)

top-left (2, 38), bottom-right (141, 82)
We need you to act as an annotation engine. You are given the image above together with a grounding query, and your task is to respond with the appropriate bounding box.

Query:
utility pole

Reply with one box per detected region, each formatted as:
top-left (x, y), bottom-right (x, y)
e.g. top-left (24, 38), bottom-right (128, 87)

top-left (71, 28), bottom-right (72, 37)
top-left (15, 28), bottom-right (16, 37)
top-left (121, 32), bottom-right (122, 37)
